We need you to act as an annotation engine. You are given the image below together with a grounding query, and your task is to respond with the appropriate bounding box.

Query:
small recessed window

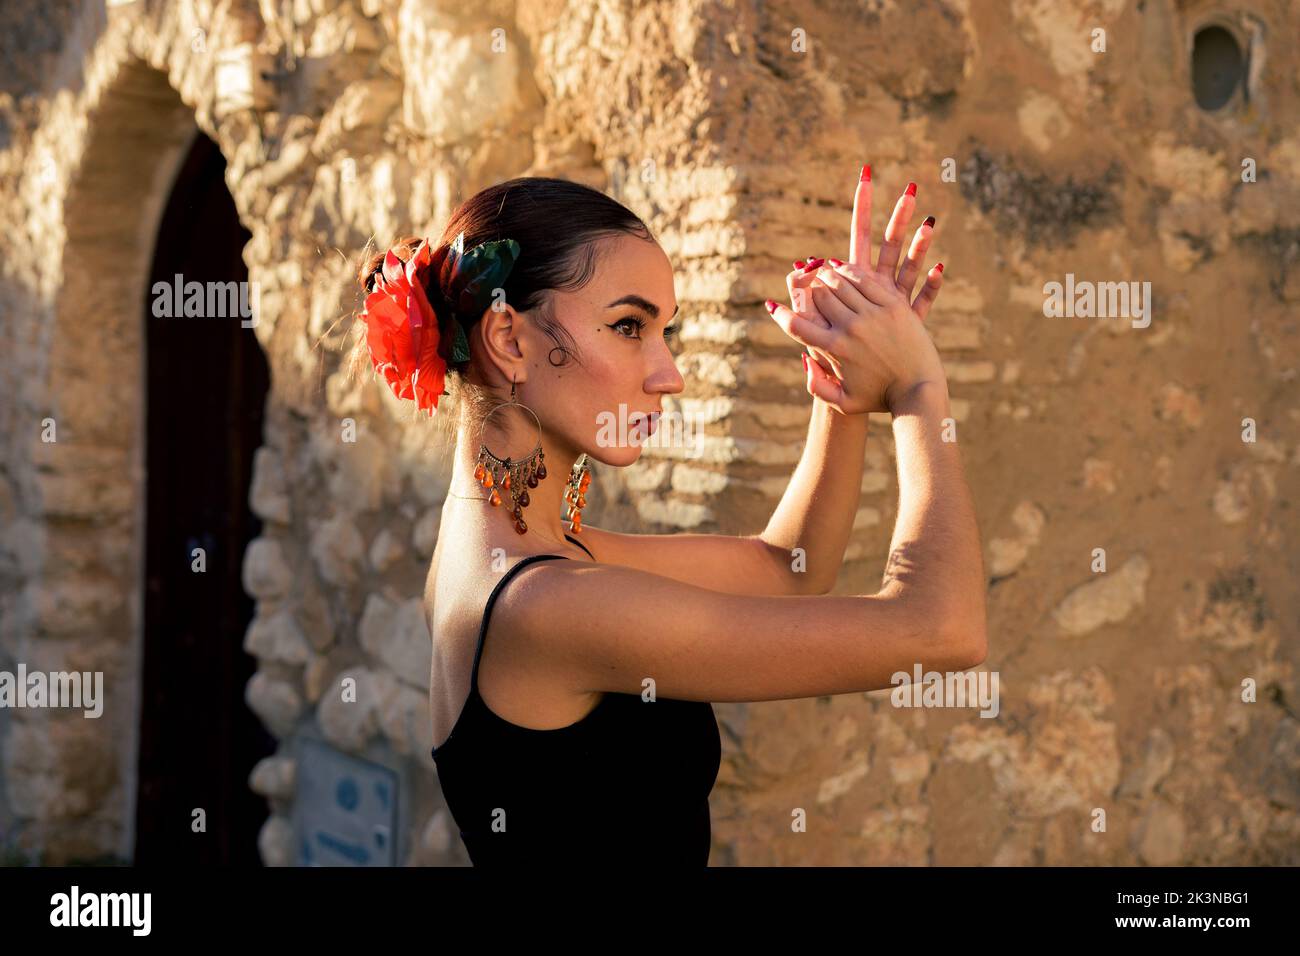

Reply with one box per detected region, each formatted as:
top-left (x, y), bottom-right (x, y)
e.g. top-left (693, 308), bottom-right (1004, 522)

top-left (1191, 25), bottom-right (1244, 111)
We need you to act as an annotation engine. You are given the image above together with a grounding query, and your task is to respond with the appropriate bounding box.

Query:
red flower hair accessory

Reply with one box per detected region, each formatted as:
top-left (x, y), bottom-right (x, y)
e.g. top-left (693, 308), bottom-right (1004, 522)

top-left (360, 233), bottom-right (520, 415)
top-left (360, 238), bottom-right (449, 415)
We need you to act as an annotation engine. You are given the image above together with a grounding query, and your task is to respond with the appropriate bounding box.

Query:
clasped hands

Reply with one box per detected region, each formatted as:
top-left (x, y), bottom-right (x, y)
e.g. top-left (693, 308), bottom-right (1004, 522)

top-left (765, 166), bottom-right (947, 416)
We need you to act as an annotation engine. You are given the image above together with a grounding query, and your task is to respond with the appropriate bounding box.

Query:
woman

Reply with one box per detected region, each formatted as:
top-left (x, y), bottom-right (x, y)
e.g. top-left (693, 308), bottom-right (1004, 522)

top-left (350, 173), bottom-right (986, 867)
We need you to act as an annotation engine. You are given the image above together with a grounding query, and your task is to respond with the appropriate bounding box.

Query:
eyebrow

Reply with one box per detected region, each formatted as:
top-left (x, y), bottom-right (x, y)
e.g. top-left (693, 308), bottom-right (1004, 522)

top-left (606, 294), bottom-right (680, 320)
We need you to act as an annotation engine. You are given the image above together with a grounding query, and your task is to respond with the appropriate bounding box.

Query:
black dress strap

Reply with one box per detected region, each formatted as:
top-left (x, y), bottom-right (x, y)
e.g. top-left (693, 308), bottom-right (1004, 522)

top-left (565, 533), bottom-right (595, 561)
top-left (469, 554), bottom-right (568, 690)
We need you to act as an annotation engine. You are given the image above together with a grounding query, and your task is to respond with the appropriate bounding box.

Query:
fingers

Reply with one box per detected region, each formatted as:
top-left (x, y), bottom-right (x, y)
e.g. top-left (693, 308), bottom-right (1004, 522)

top-left (765, 297), bottom-right (837, 352)
top-left (848, 165), bottom-right (872, 268)
top-left (804, 346), bottom-right (847, 406)
top-left (875, 182), bottom-right (917, 279)
top-left (808, 262), bottom-right (871, 321)
top-left (825, 258), bottom-right (896, 308)
top-left (785, 259), bottom-right (846, 377)
top-left (787, 263), bottom-right (829, 329)
top-left (894, 215), bottom-right (936, 297)
top-left (911, 262), bottom-right (944, 322)
top-left (807, 344), bottom-right (844, 383)
top-left (809, 282), bottom-right (858, 329)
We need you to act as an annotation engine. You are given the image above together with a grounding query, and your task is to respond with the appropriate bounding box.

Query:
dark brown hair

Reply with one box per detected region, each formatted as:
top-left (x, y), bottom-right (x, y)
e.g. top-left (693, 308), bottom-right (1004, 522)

top-left (349, 176), bottom-right (654, 435)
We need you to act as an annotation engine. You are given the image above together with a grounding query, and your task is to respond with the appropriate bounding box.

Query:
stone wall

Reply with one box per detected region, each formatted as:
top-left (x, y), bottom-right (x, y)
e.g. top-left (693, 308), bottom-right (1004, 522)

top-left (0, 0), bottom-right (1296, 865)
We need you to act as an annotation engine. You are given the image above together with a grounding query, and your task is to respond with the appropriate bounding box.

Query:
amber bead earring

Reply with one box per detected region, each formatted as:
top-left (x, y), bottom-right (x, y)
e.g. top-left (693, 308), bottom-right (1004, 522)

top-left (565, 453), bottom-right (592, 534)
top-left (471, 376), bottom-right (547, 535)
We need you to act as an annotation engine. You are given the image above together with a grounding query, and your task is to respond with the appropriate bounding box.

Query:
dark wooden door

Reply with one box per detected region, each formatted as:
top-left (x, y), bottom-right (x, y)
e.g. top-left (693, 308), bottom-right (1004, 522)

top-left (136, 131), bottom-right (275, 865)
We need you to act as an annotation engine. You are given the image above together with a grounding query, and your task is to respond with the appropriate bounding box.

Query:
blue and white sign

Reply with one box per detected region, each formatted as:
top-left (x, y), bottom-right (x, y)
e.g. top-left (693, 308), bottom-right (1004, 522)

top-left (294, 739), bottom-right (399, 866)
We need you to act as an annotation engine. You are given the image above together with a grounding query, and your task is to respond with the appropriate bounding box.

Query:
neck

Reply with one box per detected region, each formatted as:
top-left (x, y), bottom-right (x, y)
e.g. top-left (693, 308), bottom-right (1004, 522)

top-left (447, 417), bottom-right (581, 548)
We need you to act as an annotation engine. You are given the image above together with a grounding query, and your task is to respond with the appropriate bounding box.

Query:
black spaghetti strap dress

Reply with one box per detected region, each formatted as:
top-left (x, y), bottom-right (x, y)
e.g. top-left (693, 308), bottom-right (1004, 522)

top-left (430, 534), bottom-right (721, 866)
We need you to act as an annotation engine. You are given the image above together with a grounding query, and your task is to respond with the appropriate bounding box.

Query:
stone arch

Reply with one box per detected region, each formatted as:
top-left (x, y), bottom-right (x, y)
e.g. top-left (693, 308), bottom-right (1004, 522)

top-left (18, 54), bottom-right (263, 863)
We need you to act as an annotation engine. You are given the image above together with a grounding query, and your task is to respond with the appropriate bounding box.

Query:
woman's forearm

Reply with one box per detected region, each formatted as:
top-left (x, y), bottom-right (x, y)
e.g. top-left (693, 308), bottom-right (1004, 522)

top-left (881, 380), bottom-right (987, 651)
top-left (760, 394), bottom-right (869, 593)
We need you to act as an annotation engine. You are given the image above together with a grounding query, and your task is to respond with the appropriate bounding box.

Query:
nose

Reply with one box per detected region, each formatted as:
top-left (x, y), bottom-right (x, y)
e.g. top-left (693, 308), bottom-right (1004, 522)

top-left (648, 349), bottom-right (685, 397)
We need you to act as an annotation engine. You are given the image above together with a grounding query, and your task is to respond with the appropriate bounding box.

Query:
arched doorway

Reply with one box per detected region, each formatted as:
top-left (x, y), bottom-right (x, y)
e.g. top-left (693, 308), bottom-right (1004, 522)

top-left (133, 130), bottom-right (275, 864)
top-left (23, 58), bottom-right (279, 864)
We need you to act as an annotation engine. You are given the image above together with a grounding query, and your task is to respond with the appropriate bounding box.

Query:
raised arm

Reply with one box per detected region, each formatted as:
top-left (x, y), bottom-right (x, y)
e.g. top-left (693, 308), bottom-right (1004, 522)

top-left (879, 380), bottom-right (987, 656)
top-left (493, 537), bottom-right (984, 705)
top-left (494, 377), bottom-right (988, 705)
top-left (758, 399), bottom-right (870, 594)
top-left (760, 171), bottom-right (945, 594)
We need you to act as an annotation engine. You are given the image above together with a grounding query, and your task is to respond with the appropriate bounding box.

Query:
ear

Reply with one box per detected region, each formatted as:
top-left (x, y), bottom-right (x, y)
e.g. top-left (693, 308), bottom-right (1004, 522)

top-left (475, 301), bottom-right (531, 385)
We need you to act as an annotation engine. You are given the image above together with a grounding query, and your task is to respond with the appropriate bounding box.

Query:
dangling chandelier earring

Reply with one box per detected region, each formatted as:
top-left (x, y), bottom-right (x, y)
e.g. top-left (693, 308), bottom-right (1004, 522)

top-left (565, 453), bottom-right (592, 534)
top-left (472, 375), bottom-right (547, 535)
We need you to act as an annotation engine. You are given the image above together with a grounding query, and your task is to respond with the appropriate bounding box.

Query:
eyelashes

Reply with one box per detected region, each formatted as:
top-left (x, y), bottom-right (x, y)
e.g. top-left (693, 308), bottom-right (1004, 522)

top-left (611, 315), bottom-right (681, 341)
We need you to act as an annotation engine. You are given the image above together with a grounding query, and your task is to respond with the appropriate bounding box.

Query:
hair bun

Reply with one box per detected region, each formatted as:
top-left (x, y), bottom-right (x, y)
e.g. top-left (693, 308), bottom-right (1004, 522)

top-left (424, 268), bottom-right (458, 325)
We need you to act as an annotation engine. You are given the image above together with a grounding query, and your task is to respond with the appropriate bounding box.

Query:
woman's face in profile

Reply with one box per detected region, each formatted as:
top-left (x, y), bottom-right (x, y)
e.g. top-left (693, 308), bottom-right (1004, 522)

top-left (537, 233), bottom-right (684, 465)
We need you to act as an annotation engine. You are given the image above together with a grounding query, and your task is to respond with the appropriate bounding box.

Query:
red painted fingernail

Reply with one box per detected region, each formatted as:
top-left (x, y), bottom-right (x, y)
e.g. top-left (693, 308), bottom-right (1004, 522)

top-left (860, 164), bottom-right (871, 182)
top-left (905, 182), bottom-right (917, 197)
top-left (806, 257), bottom-right (825, 270)
top-left (794, 260), bottom-right (805, 270)
top-left (923, 215), bottom-right (935, 228)
top-left (935, 262), bottom-right (944, 273)
top-left (765, 298), bottom-right (778, 311)
top-left (801, 352), bottom-right (808, 372)
top-left (828, 258), bottom-right (843, 267)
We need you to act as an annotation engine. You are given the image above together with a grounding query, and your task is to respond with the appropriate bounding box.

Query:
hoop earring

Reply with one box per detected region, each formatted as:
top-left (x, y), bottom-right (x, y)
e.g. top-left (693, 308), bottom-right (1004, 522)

top-left (473, 375), bottom-right (547, 535)
top-left (565, 453), bottom-right (592, 534)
